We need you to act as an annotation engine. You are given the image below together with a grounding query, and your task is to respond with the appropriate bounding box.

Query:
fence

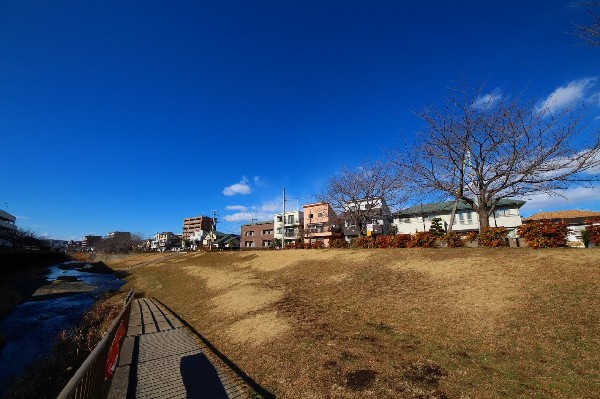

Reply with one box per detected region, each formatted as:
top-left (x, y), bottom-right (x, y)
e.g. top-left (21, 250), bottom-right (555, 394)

top-left (57, 289), bottom-right (135, 399)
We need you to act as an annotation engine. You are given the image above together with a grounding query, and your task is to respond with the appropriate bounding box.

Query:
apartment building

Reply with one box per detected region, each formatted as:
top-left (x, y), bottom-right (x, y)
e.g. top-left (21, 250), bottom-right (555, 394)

top-left (0, 209), bottom-right (17, 247)
top-left (182, 216), bottom-right (215, 241)
top-left (274, 211), bottom-right (304, 246)
top-left (303, 202), bottom-right (342, 247)
top-left (152, 232), bottom-right (182, 251)
top-left (240, 220), bottom-right (274, 249)
top-left (106, 231), bottom-right (131, 239)
top-left (82, 235), bottom-right (103, 248)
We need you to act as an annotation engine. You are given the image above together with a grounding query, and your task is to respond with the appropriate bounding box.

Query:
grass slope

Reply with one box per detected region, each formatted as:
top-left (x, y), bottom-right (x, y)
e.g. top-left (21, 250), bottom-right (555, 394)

top-left (104, 249), bottom-right (600, 399)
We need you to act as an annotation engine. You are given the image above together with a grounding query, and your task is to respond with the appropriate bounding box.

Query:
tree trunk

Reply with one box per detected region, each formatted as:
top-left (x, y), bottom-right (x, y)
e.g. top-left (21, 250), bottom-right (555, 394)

top-left (477, 207), bottom-right (490, 231)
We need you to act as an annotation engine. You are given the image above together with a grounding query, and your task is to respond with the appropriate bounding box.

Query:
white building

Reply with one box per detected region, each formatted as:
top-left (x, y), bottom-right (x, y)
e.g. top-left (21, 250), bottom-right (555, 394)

top-left (274, 211), bottom-right (304, 246)
top-left (340, 197), bottom-right (392, 239)
top-left (0, 209), bottom-right (17, 247)
top-left (393, 199), bottom-right (525, 236)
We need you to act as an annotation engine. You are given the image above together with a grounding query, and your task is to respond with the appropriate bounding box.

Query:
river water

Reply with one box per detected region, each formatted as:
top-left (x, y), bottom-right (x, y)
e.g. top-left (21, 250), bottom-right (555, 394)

top-left (0, 264), bottom-right (124, 394)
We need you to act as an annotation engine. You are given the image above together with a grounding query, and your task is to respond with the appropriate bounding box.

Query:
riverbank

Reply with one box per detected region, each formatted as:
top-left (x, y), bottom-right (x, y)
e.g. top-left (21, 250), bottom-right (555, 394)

top-left (1, 292), bottom-right (126, 399)
top-left (102, 249), bottom-right (600, 398)
top-left (0, 250), bottom-right (70, 320)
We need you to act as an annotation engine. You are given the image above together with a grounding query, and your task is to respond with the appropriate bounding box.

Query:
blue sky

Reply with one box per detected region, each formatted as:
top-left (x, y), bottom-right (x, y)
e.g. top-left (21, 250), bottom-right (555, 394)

top-left (1, 1), bottom-right (599, 240)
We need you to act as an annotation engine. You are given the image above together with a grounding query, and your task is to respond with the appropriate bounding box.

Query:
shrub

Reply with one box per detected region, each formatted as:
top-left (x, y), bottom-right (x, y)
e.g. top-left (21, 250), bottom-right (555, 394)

top-left (407, 231), bottom-right (438, 248)
top-left (584, 219), bottom-right (600, 246)
top-left (517, 221), bottom-right (568, 248)
top-left (464, 231), bottom-right (478, 242)
top-left (389, 234), bottom-right (412, 248)
top-left (429, 217), bottom-right (445, 237)
top-left (330, 238), bottom-right (348, 248)
top-left (374, 235), bottom-right (392, 248)
top-left (351, 236), bottom-right (375, 249)
top-left (478, 227), bottom-right (509, 247)
top-left (311, 241), bottom-right (324, 249)
top-left (442, 232), bottom-right (465, 248)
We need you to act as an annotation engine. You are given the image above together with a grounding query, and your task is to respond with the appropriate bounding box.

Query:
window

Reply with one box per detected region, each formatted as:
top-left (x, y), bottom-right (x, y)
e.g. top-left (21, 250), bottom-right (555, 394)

top-left (276, 227), bottom-right (282, 234)
top-left (262, 240), bottom-right (272, 247)
top-left (245, 241), bottom-right (254, 247)
top-left (245, 231), bottom-right (255, 236)
top-left (287, 215), bottom-right (294, 224)
top-left (277, 216), bottom-right (282, 222)
top-left (494, 209), bottom-right (510, 217)
top-left (308, 213), bottom-right (314, 219)
top-left (466, 212), bottom-right (473, 224)
top-left (317, 212), bottom-right (323, 218)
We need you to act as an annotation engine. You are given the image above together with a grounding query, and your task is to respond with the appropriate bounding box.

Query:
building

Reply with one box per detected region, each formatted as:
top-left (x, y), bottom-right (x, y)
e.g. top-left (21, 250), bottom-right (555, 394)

top-left (214, 234), bottom-right (241, 250)
top-left (523, 210), bottom-right (600, 243)
top-left (152, 232), bottom-right (182, 251)
top-left (82, 235), bottom-right (103, 249)
top-left (0, 209), bottom-right (17, 247)
top-left (303, 202), bottom-right (343, 247)
top-left (241, 221), bottom-right (274, 249)
top-left (106, 231), bottom-right (131, 239)
top-left (182, 216), bottom-right (215, 241)
top-left (340, 197), bottom-right (392, 240)
top-left (274, 211), bottom-right (304, 246)
top-left (393, 199), bottom-right (526, 236)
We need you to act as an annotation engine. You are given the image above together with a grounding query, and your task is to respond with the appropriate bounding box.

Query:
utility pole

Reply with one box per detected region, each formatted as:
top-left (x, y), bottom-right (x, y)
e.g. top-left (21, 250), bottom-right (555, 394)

top-left (282, 187), bottom-right (286, 250)
top-left (210, 210), bottom-right (217, 251)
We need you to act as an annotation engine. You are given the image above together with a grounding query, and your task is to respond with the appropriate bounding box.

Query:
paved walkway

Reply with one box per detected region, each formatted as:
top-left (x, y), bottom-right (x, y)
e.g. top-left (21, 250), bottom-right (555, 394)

top-left (108, 298), bottom-right (246, 399)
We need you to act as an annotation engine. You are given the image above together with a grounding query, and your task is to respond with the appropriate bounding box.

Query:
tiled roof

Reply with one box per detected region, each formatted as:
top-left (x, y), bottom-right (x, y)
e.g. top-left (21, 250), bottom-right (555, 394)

top-left (523, 210), bottom-right (600, 221)
top-left (394, 199), bottom-right (526, 217)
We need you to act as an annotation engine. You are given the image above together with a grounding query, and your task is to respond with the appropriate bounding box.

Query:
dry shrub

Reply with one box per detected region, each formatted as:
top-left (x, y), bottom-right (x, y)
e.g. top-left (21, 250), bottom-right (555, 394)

top-left (351, 236), bottom-right (374, 249)
top-left (330, 238), bottom-right (348, 248)
top-left (389, 234), bottom-right (412, 248)
top-left (478, 227), bottom-right (508, 247)
top-left (584, 219), bottom-right (600, 245)
top-left (517, 221), bottom-right (568, 248)
top-left (442, 232), bottom-right (465, 248)
top-left (374, 235), bottom-right (392, 248)
top-left (407, 232), bottom-right (438, 248)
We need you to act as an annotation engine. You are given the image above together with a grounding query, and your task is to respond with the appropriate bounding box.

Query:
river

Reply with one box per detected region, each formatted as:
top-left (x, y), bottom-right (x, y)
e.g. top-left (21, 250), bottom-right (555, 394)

top-left (0, 263), bottom-right (124, 395)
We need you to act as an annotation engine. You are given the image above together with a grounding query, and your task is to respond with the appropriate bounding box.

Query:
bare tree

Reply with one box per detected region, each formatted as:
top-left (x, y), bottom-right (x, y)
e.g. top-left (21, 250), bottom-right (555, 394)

top-left (396, 84), bottom-right (600, 231)
top-left (319, 161), bottom-right (406, 236)
top-left (575, 2), bottom-right (600, 46)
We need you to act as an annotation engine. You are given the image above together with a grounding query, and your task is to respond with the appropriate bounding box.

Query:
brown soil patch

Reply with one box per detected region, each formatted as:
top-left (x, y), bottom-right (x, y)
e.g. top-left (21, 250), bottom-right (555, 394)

top-left (226, 311), bottom-right (291, 345)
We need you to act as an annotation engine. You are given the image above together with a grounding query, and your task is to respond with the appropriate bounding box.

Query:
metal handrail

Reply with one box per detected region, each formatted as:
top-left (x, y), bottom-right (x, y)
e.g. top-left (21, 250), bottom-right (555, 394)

top-left (57, 289), bottom-right (135, 399)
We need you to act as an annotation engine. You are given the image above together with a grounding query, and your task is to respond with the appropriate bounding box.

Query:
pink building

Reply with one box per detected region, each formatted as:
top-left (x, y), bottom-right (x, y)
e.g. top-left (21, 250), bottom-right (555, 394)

top-left (303, 202), bottom-right (342, 247)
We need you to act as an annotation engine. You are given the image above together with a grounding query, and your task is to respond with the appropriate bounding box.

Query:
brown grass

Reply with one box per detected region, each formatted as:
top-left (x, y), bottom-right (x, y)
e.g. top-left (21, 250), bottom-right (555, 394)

top-left (109, 248), bottom-right (600, 398)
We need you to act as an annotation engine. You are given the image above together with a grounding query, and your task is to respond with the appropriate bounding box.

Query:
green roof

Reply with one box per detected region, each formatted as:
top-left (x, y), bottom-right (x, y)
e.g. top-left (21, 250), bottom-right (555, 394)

top-left (394, 199), bottom-right (526, 217)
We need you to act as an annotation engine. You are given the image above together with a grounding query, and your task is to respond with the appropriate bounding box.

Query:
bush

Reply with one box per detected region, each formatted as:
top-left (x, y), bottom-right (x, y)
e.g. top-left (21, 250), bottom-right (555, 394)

top-left (407, 231), bottom-right (438, 248)
top-left (517, 221), bottom-right (568, 248)
top-left (351, 236), bottom-right (375, 249)
top-left (442, 232), bottom-right (465, 248)
top-left (584, 219), bottom-right (600, 246)
top-left (478, 227), bottom-right (509, 247)
top-left (389, 234), bottom-right (412, 248)
top-left (374, 235), bottom-right (392, 248)
top-left (429, 217), bottom-right (445, 237)
top-left (330, 238), bottom-right (348, 248)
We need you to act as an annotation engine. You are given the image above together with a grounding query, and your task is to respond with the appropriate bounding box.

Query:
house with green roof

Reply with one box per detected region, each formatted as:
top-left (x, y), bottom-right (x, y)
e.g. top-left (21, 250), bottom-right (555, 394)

top-left (392, 199), bottom-right (526, 235)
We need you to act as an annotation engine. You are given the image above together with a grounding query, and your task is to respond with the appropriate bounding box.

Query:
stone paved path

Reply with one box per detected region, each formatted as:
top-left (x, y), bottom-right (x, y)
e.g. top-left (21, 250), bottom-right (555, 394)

top-left (108, 298), bottom-right (247, 399)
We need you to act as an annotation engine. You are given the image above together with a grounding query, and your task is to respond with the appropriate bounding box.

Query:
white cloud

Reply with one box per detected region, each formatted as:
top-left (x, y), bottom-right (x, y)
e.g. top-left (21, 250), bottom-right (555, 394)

top-left (472, 88), bottom-right (502, 110)
top-left (225, 205), bottom-right (248, 211)
top-left (537, 77), bottom-right (597, 114)
top-left (222, 211), bottom-right (273, 223)
top-left (520, 186), bottom-right (600, 215)
top-left (15, 215), bottom-right (28, 219)
top-left (223, 176), bottom-right (252, 196)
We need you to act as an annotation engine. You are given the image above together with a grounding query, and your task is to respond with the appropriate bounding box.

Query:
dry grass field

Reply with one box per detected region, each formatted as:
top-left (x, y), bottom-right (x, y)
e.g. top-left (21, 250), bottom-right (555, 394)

top-left (103, 248), bottom-right (600, 398)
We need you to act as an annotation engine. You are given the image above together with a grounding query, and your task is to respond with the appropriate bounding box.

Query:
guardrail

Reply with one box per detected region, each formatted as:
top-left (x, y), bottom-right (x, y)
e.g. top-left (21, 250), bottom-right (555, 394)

top-left (57, 289), bottom-right (135, 399)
